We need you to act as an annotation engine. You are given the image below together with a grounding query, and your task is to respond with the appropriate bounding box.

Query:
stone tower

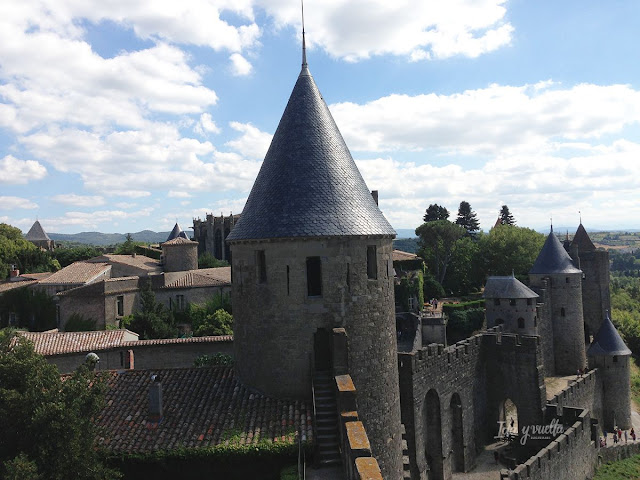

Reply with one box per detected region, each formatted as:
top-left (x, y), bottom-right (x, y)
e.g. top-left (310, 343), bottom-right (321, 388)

top-left (529, 228), bottom-right (586, 375)
top-left (225, 47), bottom-right (403, 478)
top-left (587, 312), bottom-right (631, 430)
top-left (568, 223), bottom-right (611, 341)
top-left (25, 220), bottom-right (54, 251)
top-left (162, 237), bottom-right (198, 272)
top-left (483, 275), bottom-right (539, 336)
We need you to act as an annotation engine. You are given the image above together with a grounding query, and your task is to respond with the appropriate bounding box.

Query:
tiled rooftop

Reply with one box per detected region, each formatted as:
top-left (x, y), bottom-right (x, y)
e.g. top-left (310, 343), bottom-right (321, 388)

top-left (530, 229), bottom-right (581, 275)
top-left (87, 254), bottom-right (162, 272)
top-left (194, 267), bottom-right (231, 283)
top-left (162, 271), bottom-right (229, 289)
top-left (39, 261), bottom-right (111, 285)
top-left (96, 366), bottom-right (313, 453)
top-left (392, 250), bottom-right (420, 262)
top-left (163, 236), bottom-right (196, 246)
top-left (17, 329), bottom-right (138, 356)
top-left (483, 276), bottom-right (539, 299)
top-left (226, 65), bottom-right (396, 242)
top-left (123, 335), bottom-right (233, 346)
top-left (0, 279), bottom-right (38, 293)
top-left (24, 220), bottom-right (51, 241)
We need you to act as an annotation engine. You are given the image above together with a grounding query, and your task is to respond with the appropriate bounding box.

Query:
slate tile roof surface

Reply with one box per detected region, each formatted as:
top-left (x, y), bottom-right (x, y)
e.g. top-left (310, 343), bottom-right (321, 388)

top-left (587, 313), bottom-right (631, 356)
top-left (96, 366), bottom-right (313, 453)
top-left (166, 223), bottom-right (189, 242)
top-left (17, 329), bottom-right (138, 356)
top-left (483, 276), bottom-right (539, 299)
top-left (39, 261), bottom-right (111, 285)
top-left (163, 236), bottom-right (196, 246)
top-left (226, 65), bottom-right (396, 242)
top-left (529, 230), bottom-right (581, 275)
top-left (570, 223), bottom-right (596, 253)
top-left (24, 220), bottom-right (51, 241)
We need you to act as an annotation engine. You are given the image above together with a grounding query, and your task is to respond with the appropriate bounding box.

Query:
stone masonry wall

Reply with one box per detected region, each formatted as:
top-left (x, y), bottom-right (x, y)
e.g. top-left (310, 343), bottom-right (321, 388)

top-left (578, 250), bottom-right (611, 339)
top-left (531, 284), bottom-right (556, 376)
top-left (546, 368), bottom-right (603, 428)
top-left (231, 237), bottom-right (402, 479)
top-left (501, 408), bottom-right (597, 480)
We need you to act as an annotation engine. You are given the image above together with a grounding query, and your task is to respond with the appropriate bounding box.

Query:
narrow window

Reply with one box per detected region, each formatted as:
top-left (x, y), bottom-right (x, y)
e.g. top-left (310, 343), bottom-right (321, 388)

top-left (534, 316), bottom-right (538, 327)
top-left (286, 266), bottom-right (290, 295)
top-left (565, 277), bottom-right (570, 284)
top-left (116, 295), bottom-right (124, 317)
top-left (561, 307), bottom-right (566, 317)
top-left (527, 298), bottom-right (532, 306)
top-left (307, 257), bottom-right (322, 296)
top-left (509, 299), bottom-right (516, 306)
top-left (518, 318), bottom-right (525, 329)
top-left (256, 250), bottom-right (267, 283)
top-left (613, 356), bottom-right (618, 363)
top-left (367, 246), bottom-right (377, 279)
top-left (176, 294), bottom-right (185, 310)
top-left (346, 263), bottom-right (351, 292)
top-left (494, 298), bottom-right (501, 306)
top-left (169, 297), bottom-right (173, 309)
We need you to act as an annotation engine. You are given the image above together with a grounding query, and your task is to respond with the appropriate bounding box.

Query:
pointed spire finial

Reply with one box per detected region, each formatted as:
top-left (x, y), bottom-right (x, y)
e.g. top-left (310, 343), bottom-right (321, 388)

top-left (512, 269), bottom-right (515, 278)
top-left (550, 216), bottom-right (553, 232)
top-left (301, 0), bottom-right (307, 67)
top-left (579, 210), bottom-right (582, 225)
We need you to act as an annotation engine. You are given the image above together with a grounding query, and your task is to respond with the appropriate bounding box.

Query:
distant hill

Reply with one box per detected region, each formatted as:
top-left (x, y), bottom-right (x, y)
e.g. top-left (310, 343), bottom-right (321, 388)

top-left (393, 238), bottom-right (419, 254)
top-left (49, 230), bottom-right (173, 246)
top-left (395, 228), bottom-right (417, 238)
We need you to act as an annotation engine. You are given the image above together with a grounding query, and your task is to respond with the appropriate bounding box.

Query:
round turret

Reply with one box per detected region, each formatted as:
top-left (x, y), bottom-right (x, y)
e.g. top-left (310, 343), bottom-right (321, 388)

top-left (529, 229), bottom-right (586, 375)
top-left (587, 312), bottom-right (631, 430)
top-left (162, 236), bottom-right (198, 272)
top-left (227, 62), bottom-right (402, 478)
top-left (483, 275), bottom-right (539, 335)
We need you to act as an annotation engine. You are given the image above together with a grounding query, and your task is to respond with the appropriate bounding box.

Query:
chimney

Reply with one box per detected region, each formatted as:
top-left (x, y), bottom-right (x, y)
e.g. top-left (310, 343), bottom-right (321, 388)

top-left (149, 375), bottom-right (163, 417)
top-left (126, 349), bottom-right (135, 370)
top-left (371, 190), bottom-right (379, 206)
top-left (9, 265), bottom-right (20, 281)
top-left (132, 252), bottom-right (136, 258)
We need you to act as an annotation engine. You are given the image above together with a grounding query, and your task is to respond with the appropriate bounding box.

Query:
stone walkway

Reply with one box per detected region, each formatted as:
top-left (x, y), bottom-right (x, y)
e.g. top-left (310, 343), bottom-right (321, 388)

top-left (451, 441), bottom-right (506, 480)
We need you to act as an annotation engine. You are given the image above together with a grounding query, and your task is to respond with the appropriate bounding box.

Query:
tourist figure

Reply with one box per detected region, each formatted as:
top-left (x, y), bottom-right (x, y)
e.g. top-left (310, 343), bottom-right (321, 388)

top-left (613, 432), bottom-right (618, 444)
top-left (632, 428), bottom-right (636, 441)
top-left (618, 428), bottom-right (622, 441)
top-left (625, 430), bottom-right (628, 443)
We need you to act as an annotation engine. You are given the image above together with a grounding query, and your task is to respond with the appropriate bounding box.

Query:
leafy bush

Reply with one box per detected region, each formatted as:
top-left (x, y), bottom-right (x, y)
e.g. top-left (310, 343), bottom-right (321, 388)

top-left (63, 313), bottom-right (97, 332)
top-left (446, 308), bottom-right (485, 344)
top-left (193, 309), bottom-right (233, 337)
top-left (194, 353), bottom-right (234, 367)
top-left (280, 465), bottom-right (298, 480)
top-left (442, 299), bottom-right (485, 314)
top-left (423, 271), bottom-right (445, 300)
top-left (198, 253), bottom-right (229, 269)
top-left (125, 281), bottom-right (178, 339)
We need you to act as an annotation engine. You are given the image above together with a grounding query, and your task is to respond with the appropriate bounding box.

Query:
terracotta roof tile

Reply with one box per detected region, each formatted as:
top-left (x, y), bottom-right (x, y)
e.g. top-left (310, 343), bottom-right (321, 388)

top-left (39, 262), bottom-right (111, 285)
top-left (163, 236), bottom-right (196, 246)
top-left (392, 250), bottom-right (419, 262)
top-left (87, 254), bottom-right (162, 272)
top-left (162, 272), bottom-right (229, 289)
top-left (123, 335), bottom-right (233, 347)
top-left (0, 279), bottom-right (38, 293)
top-left (95, 367), bottom-right (313, 453)
top-left (17, 329), bottom-right (138, 356)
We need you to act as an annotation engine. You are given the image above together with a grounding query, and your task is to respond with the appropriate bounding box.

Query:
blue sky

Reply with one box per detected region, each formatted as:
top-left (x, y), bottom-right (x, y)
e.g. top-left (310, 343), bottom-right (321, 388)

top-left (1, 0), bottom-right (640, 235)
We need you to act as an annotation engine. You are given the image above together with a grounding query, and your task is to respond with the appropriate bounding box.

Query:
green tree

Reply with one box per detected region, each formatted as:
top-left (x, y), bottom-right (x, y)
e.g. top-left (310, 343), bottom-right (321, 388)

top-left (442, 235), bottom-right (483, 295)
top-left (0, 330), bottom-right (119, 480)
top-left (455, 201), bottom-right (480, 236)
top-left (54, 246), bottom-right (102, 268)
top-left (198, 253), bottom-right (229, 269)
top-left (0, 224), bottom-right (58, 279)
top-left (0, 287), bottom-right (56, 331)
top-left (115, 233), bottom-right (136, 255)
top-left (499, 205), bottom-right (516, 226)
top-left (423, 204), bottom-right (450, 222)
top-left (415, 220), bottom-right (466, 285)
top-left (476, 225), bottom-right (545, 278)
top-left (192, 308), bottom-right (234, 336)
top-left (125, 281), bottom-right (177, 339)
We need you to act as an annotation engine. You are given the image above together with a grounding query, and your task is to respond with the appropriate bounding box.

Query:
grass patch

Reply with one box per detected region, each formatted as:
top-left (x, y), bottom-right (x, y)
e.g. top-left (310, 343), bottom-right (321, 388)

top-left (594, 454), bottom-right (640, 479)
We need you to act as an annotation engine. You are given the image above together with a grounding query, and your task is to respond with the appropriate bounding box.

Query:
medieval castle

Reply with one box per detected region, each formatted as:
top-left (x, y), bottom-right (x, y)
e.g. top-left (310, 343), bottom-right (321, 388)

top-left (220, 31), bottom-right (632, 480)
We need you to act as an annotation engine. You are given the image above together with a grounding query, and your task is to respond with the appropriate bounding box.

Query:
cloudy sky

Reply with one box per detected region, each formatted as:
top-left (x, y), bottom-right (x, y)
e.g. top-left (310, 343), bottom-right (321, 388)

top-left (1, 0), bottom-right (639, 236)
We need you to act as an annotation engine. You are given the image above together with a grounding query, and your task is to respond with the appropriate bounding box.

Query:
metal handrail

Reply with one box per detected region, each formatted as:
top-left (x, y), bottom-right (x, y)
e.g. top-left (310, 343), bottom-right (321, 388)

top-left (310, 352), bottom-right (319, 468)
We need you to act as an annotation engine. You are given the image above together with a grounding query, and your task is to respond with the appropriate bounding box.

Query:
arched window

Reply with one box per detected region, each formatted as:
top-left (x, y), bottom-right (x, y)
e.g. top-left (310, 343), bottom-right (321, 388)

top-left (561, 307), bottom-right (566, 317)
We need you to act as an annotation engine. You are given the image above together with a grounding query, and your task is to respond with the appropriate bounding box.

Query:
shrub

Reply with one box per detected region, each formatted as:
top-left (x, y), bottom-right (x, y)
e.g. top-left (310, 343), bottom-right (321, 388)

top-left (194, 353), bottom-right (234, 368)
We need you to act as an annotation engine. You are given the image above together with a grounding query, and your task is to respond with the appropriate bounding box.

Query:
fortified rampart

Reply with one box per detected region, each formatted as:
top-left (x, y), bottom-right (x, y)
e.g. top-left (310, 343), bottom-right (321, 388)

top-left (501, 407), bottom-right (597, 480)
top-left (398, 328), bottom-right (546, 479)
top-left (546, 368), bottom-right (603, 425)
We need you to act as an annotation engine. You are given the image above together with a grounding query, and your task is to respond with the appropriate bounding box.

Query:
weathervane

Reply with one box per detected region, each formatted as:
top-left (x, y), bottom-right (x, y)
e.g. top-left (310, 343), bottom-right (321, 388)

top-left (301, 0), bottom-right (307, 67)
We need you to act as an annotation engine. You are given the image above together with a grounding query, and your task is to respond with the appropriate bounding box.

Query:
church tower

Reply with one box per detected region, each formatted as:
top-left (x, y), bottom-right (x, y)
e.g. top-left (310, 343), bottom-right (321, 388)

top-left (225, 37), bottom-right (403, 478)
top-left (529, 228), bottom-right (587, 375)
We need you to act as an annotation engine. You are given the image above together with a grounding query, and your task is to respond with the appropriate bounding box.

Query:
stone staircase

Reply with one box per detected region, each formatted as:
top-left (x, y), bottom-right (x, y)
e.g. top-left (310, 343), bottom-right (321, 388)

top-left (402, 423), bottom-right (411, 479)
top-left (313, 370), bottom-right (341, 467)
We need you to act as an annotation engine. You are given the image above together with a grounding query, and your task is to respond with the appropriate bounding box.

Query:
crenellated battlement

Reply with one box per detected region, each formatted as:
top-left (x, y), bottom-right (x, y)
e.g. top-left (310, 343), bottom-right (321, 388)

top-left (546, 368), bottom-right (598, 409)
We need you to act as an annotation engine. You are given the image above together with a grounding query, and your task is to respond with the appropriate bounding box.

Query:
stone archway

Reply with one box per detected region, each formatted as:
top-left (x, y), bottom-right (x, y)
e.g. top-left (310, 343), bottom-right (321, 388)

top-left (498, 398), bottom-right (518, 438)
top-left (425, 389), bottom-right (444, 480)
top-left (450, 393), bottom-right (464, 472)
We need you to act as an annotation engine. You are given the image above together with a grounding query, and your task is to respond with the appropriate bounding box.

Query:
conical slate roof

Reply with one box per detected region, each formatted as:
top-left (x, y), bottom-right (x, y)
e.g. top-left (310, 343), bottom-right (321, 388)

top-left (226, 65), bottom-right (396, 242)
top-left (483, 276), bottom-right (539, 299)
top-left (25, 220), bottom-right (50, 241)
top-left (587, 313), bottom-right (631, 356)
top-left (570, 223), bottom-right (596, 252)
top-left (166, 223), bottom-right (188, 242)
top-left (529, 229), bottom-right (581, 275)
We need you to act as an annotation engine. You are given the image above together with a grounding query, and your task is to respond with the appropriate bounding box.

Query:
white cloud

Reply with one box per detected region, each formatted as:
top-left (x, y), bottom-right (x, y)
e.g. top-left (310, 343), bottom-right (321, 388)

top-left (224, 122), bottom-right (272, 160)
top-left (168, 191), bottom-right (192, 198)
top-left (0, 155), bottom-right (47, 184)
top-left (229, 53), bottom-right (253, 76)
top-left (330, 82), bottom-right (640, 154)
top-left (257, 0), bottom-right (513, 61)
top-left (0, 196), bottom-right (38, 210)
top-left (45, 207), bottom-right (155, 229)
top-left (51, 194), bottom-right (105, 207)
top-left (194, 113), bottom-right (221, 136)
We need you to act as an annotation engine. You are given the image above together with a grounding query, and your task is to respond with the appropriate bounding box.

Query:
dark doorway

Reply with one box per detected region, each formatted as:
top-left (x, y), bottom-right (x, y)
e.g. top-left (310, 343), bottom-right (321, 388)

top-left (314, 328), bottom-right (332, 372)
top-left (450, 393), bottom-right (464, 472)
top-left (425, 389), bottom-right (444, 480)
